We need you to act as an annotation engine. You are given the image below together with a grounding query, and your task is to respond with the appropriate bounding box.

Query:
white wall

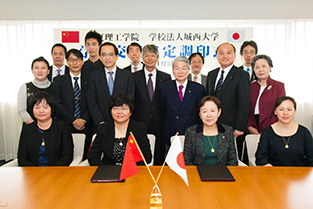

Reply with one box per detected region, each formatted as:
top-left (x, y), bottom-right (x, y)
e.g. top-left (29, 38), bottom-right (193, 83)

top-left (1, 0), bottom-right (313, 20)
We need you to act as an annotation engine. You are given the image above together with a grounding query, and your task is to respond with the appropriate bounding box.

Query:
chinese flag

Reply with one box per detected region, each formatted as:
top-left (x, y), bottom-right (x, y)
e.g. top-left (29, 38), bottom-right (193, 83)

top-left (61, 31), bottom-right (79, 43)
top-left (120, 134), bottom-right (144, 180)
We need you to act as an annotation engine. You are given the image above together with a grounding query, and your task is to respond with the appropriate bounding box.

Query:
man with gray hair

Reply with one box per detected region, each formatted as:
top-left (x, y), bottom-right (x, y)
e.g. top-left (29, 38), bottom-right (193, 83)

top-left (159, 56), bottom-right (205, 149)
top-left (132, 44), bottom-right (171, 165)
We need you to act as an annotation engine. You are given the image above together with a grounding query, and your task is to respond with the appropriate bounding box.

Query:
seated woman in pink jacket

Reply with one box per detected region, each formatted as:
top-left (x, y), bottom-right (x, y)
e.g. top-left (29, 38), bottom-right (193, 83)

top-left (247, 55), bottom-right (285, 134)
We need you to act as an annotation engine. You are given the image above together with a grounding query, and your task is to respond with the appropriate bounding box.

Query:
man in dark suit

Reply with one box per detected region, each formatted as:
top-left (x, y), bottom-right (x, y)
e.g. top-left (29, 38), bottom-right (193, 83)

top-left (187, 52), bottom-right (207, 91)
top-left (206, 42), bottom-right (250, 164)
top-left (81, 30), bottom-right (104, 76)
top-left (47, 43), bottom-right (69, 82)
top-left (238, 40), bottom-right (258, 82)
top-left (88, 42), bottom-right (135, 126)
top-left (160, 56), bottom-right (205, 149)
top-left (123, 42), bottom-right (144, 73)
top-left (132, 44), bottom-right (171, 165)
top-left (51, 49), bottom-right (93, 159)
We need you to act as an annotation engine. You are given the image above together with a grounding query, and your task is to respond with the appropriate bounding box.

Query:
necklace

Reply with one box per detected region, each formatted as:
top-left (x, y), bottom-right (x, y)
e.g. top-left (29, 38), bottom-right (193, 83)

top-left (281, 136), bottom-right (291, 149)
top-left (118, 138), bottom-right (123, 146)
top-left (278, 126), bottom-right (291, 149)
top-left (207, 136), bottom-right (216, 153)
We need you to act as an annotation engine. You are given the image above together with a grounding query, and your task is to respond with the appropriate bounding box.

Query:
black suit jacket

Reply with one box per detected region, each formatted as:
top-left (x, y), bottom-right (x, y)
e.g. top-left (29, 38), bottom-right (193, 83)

top-left (206, 65), bottom-right (250, 132)
top-left (87, 67), bottom-right (135, 125)
top-left (18, 120), bottom-right (74, 166)
top-left (47, 65), bottom-right (69, 82)
top-left (160, 80), bottom-right (205, 145)
top-left (51, 74), bottom-right (91, 132)
top-left (88, 119), bottom-right (152, 165)
top-left (132, 69), bottom-right (171, 164)
top-left (238, 65), bottom-right (257, 82)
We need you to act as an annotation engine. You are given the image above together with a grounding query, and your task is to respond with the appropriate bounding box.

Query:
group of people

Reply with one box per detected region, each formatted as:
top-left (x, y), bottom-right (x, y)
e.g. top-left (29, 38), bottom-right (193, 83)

top-left (16, 30), bottom-right (313, 167)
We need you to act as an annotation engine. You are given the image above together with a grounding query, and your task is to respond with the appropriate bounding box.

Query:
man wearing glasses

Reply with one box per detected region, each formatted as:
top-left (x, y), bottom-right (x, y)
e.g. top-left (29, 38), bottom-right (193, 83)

top-left (87, 42), bottom-right (135, 126)
top-left (187, 52), bottom-right (207, 91)
top-left (51, 49), bottom-right (93, 159)
top-left (239, 40), bottom-right (258, 82)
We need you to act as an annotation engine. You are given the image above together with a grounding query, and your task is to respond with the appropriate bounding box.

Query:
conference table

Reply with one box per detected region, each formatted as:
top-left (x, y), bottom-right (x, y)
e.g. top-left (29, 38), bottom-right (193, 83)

top-left (1, 166), bottom-right (313, 209)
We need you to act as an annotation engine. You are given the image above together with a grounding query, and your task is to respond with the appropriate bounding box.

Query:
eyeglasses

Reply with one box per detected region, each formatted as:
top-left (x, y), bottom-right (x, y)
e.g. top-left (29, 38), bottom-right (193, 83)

top-left (101, 53), bottom-right (115, 57)
top-left (112, 107), bottom-right (129, 112)
top-left (68, 58), bottom-right (82, 63)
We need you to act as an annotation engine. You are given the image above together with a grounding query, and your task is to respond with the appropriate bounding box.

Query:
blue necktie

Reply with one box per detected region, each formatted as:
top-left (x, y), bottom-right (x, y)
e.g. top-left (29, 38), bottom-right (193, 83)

top-left (247, 68), bottom-right (250, 73)
top-left (108, 71), bottom-right (114, 95)
top-left (215, 70), bottom-right (224, 97)
top-left (73, 77), bottom-right (81, 119)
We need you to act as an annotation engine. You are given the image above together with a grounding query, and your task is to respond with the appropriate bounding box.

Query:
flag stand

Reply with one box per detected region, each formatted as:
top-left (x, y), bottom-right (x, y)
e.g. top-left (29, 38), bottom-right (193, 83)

top-left (150, 184), bottom-right (162, 209)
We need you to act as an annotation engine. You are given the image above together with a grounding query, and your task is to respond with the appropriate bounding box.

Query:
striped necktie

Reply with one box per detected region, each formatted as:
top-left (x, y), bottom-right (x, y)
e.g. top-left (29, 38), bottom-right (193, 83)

top-left (214, 70), bottom-right (224, 97)
top-left (73, 77), bottom-right (81, 119)
top-left (108, 71), bottom-right (114, 95)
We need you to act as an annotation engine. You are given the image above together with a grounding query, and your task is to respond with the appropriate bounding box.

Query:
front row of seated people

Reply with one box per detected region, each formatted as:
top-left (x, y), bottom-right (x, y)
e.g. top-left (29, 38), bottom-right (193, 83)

top-left (17, 90), bottom-right (313, 167)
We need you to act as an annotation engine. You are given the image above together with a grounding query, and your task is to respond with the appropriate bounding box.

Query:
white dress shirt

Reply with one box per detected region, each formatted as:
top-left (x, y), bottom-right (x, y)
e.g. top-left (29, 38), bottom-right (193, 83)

top-left (176, 79), bottom-right (188, 97)
top-left (144, 67), bottom-right (156, 91)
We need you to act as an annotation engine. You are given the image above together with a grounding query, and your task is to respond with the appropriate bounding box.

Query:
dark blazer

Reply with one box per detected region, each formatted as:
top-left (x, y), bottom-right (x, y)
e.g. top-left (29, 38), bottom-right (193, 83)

top-left (47, 65), bottom-right (69, 82)
top-left (187, 73), bottom-right (207, 88)
top-left (159, 80), bottom-right (205, 145)
top-left (87, 67), bottom-right (135, 125)
top-left (18, 120), bottom-right (74, 166)
top-left (184, 123), bottom-right (238, 166)
top-left (132, 69), bottom-right (171, 164)
top-left (123, 62), bottom-right (145, 73)
top-left (238, 65), bottom-right (257, 82)
top-left (206, 65), bottom-right (250, 132)
top-left (247, 76), bottom-right (285, 133)
top-left (52, 74), bottom-right (91, 129)
top-left (88, 119), bottom-right (152, 165)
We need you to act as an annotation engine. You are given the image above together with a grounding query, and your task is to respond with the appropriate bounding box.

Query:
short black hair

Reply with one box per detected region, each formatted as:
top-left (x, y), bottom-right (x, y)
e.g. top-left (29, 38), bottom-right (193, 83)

top-left (66, 49), bottom-right (83, 60)
top-left (274, 96), bottom-right (297, 111)
top-left (188, 52), bottom-right (205, 64)
top-left (240, 40), bottom-right (258, 55)
top-left (196, 96), bottom-right (222, 121)
top-left (251, 54), bottom-right (273, 70)
top-left (126, 42), bottom-right (142, 54)
top-left (84, 30), bottom-right (103, 46)
top-left (109, 93), bottom-right (135, 113)
top-left (216, 42), bottom-right (236, 53)
top-left (99, 42), bottom-right (119, 56)
top-left (51, 43), bottom-right (67, 54)
top-left (29, 91), bottom-right (56, 120)
top-left (31, 56), bottom-right (49, 69)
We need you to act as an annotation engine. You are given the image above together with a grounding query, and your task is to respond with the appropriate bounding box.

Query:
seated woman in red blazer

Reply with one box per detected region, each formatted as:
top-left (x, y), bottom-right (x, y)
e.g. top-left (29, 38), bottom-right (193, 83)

top-left (247, 55), bottom-right (285, 134)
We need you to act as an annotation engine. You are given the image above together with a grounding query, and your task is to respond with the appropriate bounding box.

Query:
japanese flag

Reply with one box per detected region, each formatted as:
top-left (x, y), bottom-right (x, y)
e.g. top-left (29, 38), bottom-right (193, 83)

top-left (227, 30), bottom-right (245, 42)
top-left (166, 135), bottom-right (189, 186)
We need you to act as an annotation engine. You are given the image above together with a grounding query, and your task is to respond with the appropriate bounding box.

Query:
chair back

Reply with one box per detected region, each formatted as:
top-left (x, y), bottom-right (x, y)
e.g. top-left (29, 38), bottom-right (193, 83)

top-left (69, 133), bottom-right (85, 166)
top-left (245, 134), bottom-right (261, 166)
top-left (147, 134), bottom-right (156, 166)
top-left (170, 135), bottom-right (185, 149)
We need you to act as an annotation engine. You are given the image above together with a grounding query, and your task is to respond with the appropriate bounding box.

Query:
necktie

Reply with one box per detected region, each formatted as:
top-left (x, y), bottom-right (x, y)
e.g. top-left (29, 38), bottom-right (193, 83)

top-left (247, 68), bottom-right (250, 73)
top-left (73, 77), bottom-right (81, 119)
top-left (179, 85), bottom-right (184, 102)
top-left (193, 75), bottom-right (198, 82)
top-left (147, 73), bottom-right (154, 101)
top-left (214, 70), bottom-right (224, 97)
top-left (108, 71), bottom-right (114, 95)
top-left (56, 69), bottom-right (61, 76)
top-left (134, 66), bottom-right (138, 72)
